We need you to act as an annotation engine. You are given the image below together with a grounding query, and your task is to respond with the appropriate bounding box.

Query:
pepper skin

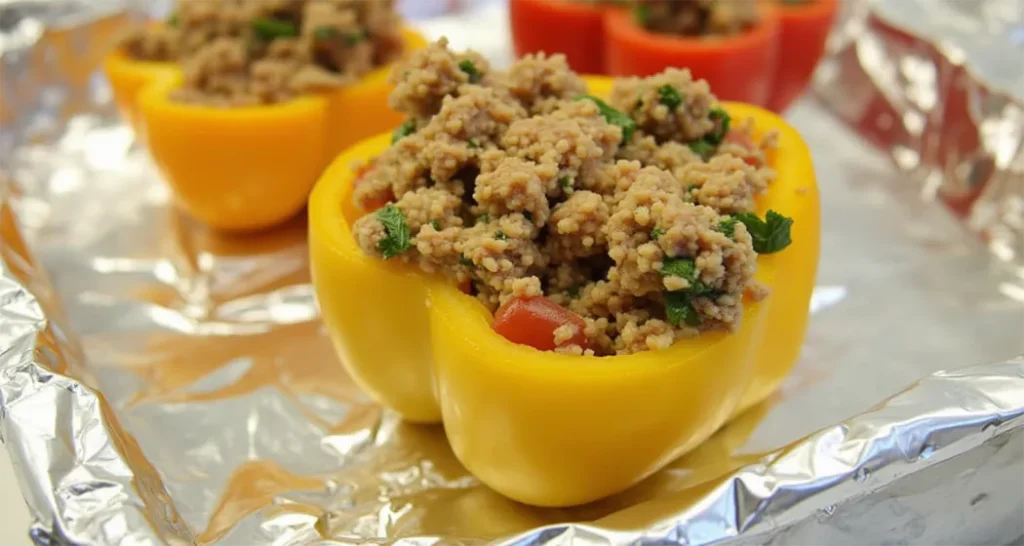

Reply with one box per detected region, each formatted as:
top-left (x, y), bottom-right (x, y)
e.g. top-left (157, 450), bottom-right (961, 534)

top-left (140, 75), bottom-right (329, 232)
top-left (309, 77), bottom-right (820, 506)
top-left (509, 0), bottom-right (609, 74)
top-left (603, 2), bottom-right (781, 106)
top-left (103, 26), bottom-right (426, 148)
top-left (767, 0), bottom-right (840, 112)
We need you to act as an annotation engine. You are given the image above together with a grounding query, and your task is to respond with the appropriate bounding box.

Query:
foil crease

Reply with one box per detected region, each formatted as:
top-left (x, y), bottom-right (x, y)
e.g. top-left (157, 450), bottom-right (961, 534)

top-left (2, 2), bottom-right (1023, 546)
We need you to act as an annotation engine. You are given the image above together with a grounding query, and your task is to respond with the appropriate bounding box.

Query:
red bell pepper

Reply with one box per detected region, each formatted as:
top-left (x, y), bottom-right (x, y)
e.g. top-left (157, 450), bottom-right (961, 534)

top-left (509, 0), bottom-right (608, 74)
top-left (603, 2), bottom-right (781, 106)
top-left (768, 0), bottom-right (840, 111)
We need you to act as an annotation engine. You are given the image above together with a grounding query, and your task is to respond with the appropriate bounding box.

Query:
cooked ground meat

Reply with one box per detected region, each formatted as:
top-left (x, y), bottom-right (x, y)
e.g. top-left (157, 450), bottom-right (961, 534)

top-left (119, 0), bottom-right (405, 106)
top-left (635, 0), bottom-right (761, 37)
top-left (351, 39), bottom-right (781, 356)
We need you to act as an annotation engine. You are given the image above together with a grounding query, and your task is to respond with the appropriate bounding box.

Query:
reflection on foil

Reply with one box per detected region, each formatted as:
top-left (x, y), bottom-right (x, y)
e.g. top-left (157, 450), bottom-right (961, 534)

top-left (1, 2), bottom-right (1024, 546)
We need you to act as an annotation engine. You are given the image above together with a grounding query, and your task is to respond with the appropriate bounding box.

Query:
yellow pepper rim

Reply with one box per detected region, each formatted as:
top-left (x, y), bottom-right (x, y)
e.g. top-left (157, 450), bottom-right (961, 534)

top-left (122, 25), bottom-right (424, 117)
top-left (309, 76), bottom-right (814, 379)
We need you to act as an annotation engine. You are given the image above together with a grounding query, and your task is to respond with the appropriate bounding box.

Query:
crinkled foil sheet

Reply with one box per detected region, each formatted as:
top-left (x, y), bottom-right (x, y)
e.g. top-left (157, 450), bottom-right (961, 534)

top-left (2, 1), bottom-right (1023, 545)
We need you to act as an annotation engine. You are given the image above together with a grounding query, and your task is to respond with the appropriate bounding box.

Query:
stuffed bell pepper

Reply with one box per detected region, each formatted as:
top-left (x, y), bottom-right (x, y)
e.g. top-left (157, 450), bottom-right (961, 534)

top-left (511, 0), bottom-right (836, 111)
top-left (105, 0), bottom-right (426, 231)
top-left (310, 40), bottom-right (819, 507)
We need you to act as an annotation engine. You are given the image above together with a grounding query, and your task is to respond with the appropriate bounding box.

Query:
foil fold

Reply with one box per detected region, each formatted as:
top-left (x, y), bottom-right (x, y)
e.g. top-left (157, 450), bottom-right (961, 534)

top-left (2, 2), bottom-right (1024, 545)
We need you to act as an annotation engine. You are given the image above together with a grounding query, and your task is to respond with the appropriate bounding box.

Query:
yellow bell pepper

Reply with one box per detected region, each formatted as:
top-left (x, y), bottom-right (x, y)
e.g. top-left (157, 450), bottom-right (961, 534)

top-left (105, 26), bottom-right (426, 140)
top-left (308, 76), bottom-right (820, 507)
top-left (119, 27), bottom-right (426, 231)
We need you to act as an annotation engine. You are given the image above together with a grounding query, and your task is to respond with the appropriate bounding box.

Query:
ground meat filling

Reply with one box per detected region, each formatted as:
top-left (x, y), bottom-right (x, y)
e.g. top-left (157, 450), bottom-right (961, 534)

top-left (351, 39), bottom-right (782, 356)
top-left (120, 0), bottom-right (405, 106)
top-left (635, 0), bottom-right (761, 37)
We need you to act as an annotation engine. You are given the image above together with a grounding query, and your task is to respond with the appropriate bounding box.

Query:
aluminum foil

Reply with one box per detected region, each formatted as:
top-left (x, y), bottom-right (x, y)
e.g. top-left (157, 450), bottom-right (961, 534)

top-left (2, 1), bottom-right (1023, 545)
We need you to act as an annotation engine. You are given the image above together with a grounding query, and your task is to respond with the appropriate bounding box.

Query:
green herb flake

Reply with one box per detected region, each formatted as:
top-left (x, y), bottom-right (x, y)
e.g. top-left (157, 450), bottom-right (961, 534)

top-left (576, 94), bottom-right (637, 142)
top-left (657, 84), bottom-right (683, 110)
top-left (634, 3), bottom-right (651, 26)
top-left (459, 254), bottom-right (474, 267)
top-left (523, 211), bottom-right (534, 223)
top-left (391, 119), bottom-right (416, 144)
top-left (251, 17), bottom-right (298, 41)
top-left (344, 29), bottom-right (369, 46)
top-left (733, 210), bottom-right (794, 254)
top-left (467, 138), bottom-right (480, 149)
top-left (559, 176), bottom-right (573, 193)
top-left (688, 139), bottom-right (715, 160)
top-left (429, 219), bottom-right (441, 230)
top-left (651, 227), bottom-right (665, 240)
top-left (567, 285), bottom-right (581, 299)
top-left (313, 26), bottom-right (337, 40)
top-left (494, 231), bottom-right (509, 241)
top-left (375, 204), bottom-right (411, 259)
top-left (477, 213), bottom-right (491, 224)
top-left (665, 291), bottom-right (702, 327)
top-left (718, 217), bottom-right (737, 239)
top-left (458, 59), bottom-right (482, 83)
top-left (707, 107), bottom-right (731, 145)
top-left (167, 13), bottom-right (180, 28)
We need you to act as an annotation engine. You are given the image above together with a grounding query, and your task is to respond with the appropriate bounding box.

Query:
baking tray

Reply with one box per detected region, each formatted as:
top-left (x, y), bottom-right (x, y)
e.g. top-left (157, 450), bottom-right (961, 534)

top-left (1, 1), bottom-right (1023, 545)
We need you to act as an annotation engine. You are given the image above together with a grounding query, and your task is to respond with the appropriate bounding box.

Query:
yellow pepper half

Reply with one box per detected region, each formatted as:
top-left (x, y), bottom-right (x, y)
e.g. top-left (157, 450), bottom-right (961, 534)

top-left (309, 77), bottom-right (820, 507)
top-left (108, 27), bottom-right (426, 232)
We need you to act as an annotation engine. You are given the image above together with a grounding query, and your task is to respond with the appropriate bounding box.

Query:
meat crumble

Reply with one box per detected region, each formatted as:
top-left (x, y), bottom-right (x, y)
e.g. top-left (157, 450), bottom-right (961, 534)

top-left (351, 39), bottom-right (790, 356)
top-left (633, 0), bottom-right (761, 37)
top-left (119, 0), bottom-right (405, 106)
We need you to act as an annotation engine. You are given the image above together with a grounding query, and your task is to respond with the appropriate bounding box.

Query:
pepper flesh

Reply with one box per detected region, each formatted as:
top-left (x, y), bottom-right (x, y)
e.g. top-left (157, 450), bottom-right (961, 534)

top-left (603, 2), bottom-right (781, 106)
top-left (509, 0), bottom-right (608, 74)
top-left (309, 77), bottom-right (820, 506)
top-left (767, 0), bottom-right (840, 112)
top-left (103, 26), bottom-right (426, 150)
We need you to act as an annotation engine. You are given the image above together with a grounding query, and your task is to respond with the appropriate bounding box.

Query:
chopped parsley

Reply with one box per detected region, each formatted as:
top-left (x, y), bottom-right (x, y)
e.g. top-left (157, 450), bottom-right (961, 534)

top-left (523, 211), bottom-right (534, 223)
top-left (315, 26), bottom-right (368, 45)
top-left (391, 119), bottom-right (416, 144)
top-left (468, 138), bottom-right (480, 149)
top-left (733, 210), bottom-right (794, 254)
top-left (458, 59), bottom-right (482, 83)
top-left (650, 227), bottom-right (665, 240)
top-left (688, 107), bottom-right (732, 159)
top-left (660, 257), bottom-right (707, 293)
top-left (634, 3), bottom-right (651, 26)
top-left (688, 139), bottom-right (715, 160)
top-left (167, 13), bottom-right (179, 28)
top-left (375, 204), bottom-right (411, 259)
top-left (665, 291), bottom-right (702, 327)
top-left (559, 176), bottom-right (574, 193)
top-left (429, 219), bottom-right (441, 230)
top-left (718, 217), bottom-right (737, 239)
top-left (658, 85), bottom-right (683, 110)
top-left (459, 254), bottom-right (474, 267)
top-left (707, 107), bottom-right (731, 145)
top-left (251, 18), bottom-right (298, 41)
top-left (576, 95), bottom-right (637, 142)
top-left (494, 231), bottom-right (509, 241)
top-left (567, 285), bottom-right (582, 299)
top-left (477, 213), bottom-right (491, 224)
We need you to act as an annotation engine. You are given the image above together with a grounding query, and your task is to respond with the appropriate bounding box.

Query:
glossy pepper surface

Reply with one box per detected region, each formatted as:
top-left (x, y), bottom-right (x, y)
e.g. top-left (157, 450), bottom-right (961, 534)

top-left (767, 0), bottom-right (840, 111)
top-left (309, 77), bottom-right (820, 506)
top-left (122, 28), bottom-right (425, 231)
top-left (604, 1), bottom-right (781, 106)
top-left (509, 0), bottom-right (608, 74)
top-left (104, 26), bottom-right (426, 148)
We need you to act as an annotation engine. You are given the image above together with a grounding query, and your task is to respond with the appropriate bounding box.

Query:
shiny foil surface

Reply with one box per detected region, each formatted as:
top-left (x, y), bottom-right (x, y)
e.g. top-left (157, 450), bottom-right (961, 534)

top-left (2, 1), bottom-right (1023, 545)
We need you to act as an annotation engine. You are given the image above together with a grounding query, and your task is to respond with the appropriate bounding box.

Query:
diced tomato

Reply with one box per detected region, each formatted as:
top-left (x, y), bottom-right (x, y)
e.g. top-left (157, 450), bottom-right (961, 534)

top-left (458, 278), bottom-right (473, 294)
top-left (493, 297), bottom-right (590, 352)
